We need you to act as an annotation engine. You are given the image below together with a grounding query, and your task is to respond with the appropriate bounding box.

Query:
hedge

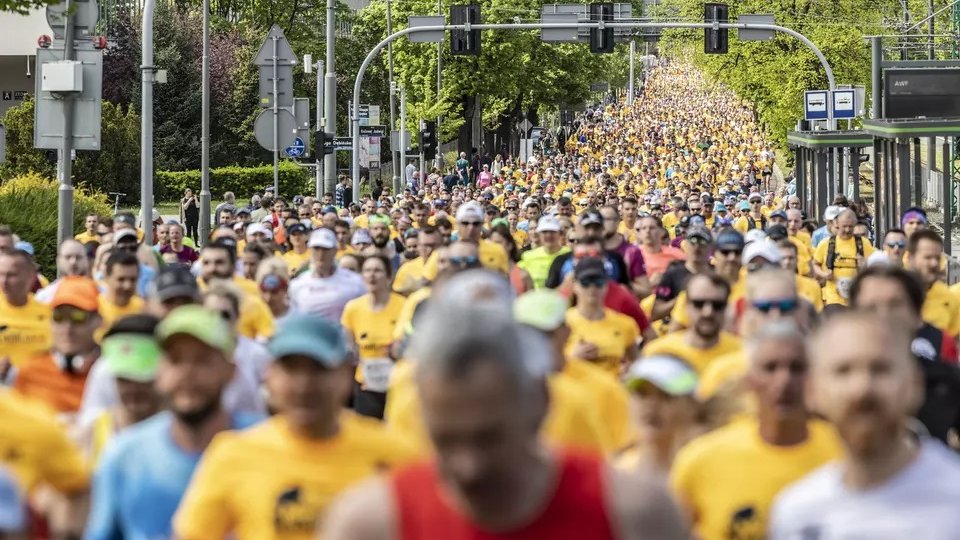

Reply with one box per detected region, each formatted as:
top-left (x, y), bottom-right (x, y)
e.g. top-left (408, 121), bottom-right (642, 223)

top-left (0, 173), bottom-right (112, 274)
top-left (155, 161), bottom-right (312, 202)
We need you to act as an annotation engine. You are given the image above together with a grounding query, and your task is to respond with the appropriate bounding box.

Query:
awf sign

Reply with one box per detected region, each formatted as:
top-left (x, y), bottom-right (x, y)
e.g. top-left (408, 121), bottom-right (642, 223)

top-left (804, 90), bottom-right (829, 121)
top-left (832, 89), bottom-right (856, 119)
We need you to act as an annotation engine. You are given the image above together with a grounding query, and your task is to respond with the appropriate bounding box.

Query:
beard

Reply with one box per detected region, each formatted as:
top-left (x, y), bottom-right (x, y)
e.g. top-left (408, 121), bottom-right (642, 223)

top-left (170, 393), bottom-right (222, 427)
top-left (694, 317), bottom-right (721, 340)
top-left (373, 235), bottom-right (390, 249)
top-left (403, 249), bottom-right (419, 261)
top-left (835, 394), bottom-right (900, 458)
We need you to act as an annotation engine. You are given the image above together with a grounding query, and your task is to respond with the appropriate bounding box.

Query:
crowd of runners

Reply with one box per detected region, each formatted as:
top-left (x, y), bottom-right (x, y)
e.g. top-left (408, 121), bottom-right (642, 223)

top-left (2, 61), bottom-right (960, 539)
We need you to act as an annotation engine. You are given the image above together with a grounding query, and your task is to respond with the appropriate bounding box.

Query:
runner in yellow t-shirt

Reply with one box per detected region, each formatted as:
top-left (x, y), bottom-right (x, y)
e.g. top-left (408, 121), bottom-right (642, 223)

top-left (813, 210), bottom-right (874, 306)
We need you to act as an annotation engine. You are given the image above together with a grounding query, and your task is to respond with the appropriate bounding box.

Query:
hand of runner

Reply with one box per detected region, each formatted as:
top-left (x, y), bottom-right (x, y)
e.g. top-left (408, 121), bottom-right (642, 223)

top-left (571, 339), bottom-right (599, 360)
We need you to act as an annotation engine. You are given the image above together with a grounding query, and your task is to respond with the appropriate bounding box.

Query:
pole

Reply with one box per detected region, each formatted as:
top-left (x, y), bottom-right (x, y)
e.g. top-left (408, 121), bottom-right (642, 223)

top-left (57, 0), bottom-right (76, 250)
top-left (399, 86), bottom-right (406, 194)
top-left (140, 0), bottom-right (156, 246)
top-left (350, 21), bottom-right (839, 193)
top-left (271, 35), bottom-right (280, 195)
top-left (419, 117), bottom-right (425, 190)
top-left (199, 0), bottom-right (211, 245)
top-left (871, 36), bottom-right (882, 119)
top-left (325, 0), bottom-right (338, 195)
top-left (387, 0), bottom-right (398, 181)
top-left (628, 40), bottom-right (635, 106)
top-left (316, 60), bottom-right (324, 199)
top-left (436, 0), bottom-right (442, 171)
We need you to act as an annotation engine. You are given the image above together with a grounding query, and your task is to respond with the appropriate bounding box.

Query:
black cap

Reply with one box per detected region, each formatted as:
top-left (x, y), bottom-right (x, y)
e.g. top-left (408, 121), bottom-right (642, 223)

top-left (287, 223), bottom-right (308, 235)
top-left (574, 257), bottom-right (607, 281)
top-left (579, 210), bottom-right (603, 227)
top-left (114, 212), bottom-right (136, 227)
top-left (154, 266), bottom-right (200, 302)
top-left (766, 224), bottom-right (788, 241)
top-left (715, 228), bottom-right (745, 251)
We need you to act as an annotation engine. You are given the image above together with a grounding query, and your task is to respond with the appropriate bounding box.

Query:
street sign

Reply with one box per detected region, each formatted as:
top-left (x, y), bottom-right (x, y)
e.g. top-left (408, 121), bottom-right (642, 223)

top-left (804, 90), bottom-right (829, 121)
top-left (255, 25), bottom-right (297, 109)
top-left (253, 108), bottom-right (297, 151)
top-left (254, 25), bottom-right (297, 67)
top-left (540, 3), bottom-right (634, 40)
top-left (408, 16), bottom-right (445, 43)
top-left (541, 13), bottom-right (579, 42)
top-left (257, 65), bottom-right (294, 109)
top-left (285, 137), bottom-right (305, 158)
top-left (737, 14), bottom-right (774, 41)
top-left (359, 125), bottom-right (387, 137)
top-left (334, 137), bottom-right (353, 150)
top-left (46, 0), bottom-right (99, 41)
top-left (518, 118), bottom-right (533, 135)
top-left (832, 89), bottom-right (856, 119)
top-left (589, 82), bottom-right (610, 93)
top-left (34, 46), bottom-right (102, 150)
top-left (294, 97), bottom-right (310, 156)
top-left (391, 130), bottom-right (412, 150)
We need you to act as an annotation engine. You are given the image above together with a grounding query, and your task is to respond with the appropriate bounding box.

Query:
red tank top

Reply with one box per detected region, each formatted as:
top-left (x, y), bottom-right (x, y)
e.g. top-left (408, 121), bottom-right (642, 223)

top-left (391, 452), bottom-right (616, 540)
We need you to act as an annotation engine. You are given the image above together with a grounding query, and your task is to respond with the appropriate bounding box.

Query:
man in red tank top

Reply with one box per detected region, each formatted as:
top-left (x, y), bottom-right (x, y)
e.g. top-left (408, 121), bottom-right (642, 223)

top-left (323, 302), bottom-right (687, 540)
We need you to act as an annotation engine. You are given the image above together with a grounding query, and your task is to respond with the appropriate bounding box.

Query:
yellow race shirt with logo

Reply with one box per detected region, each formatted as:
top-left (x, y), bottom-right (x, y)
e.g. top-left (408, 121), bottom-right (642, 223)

top-left (174, 413), bottom-right (417, 540)
top-left (563, 358), bottom-right (634, 451)
top-left (813, 236), bottom-right (875, 306)
top-left (96, 296), bottom-right (145, 342)
top-left (0, 295), bottom-right (52, 366)
top-left (0, 390), bottom-right (89, 494)
top-left (670, 418), bottom-right (842, 540)
top-left (922, 281), bottom-right (960, 336)
top-left (564, 308), bottom-right (639, 376)
top-left (341, 293), bottom-right (405, 387)
top-left (281, 250), bottom-right (312, 276)
top-left (642, 331), bottom-right (742, 373)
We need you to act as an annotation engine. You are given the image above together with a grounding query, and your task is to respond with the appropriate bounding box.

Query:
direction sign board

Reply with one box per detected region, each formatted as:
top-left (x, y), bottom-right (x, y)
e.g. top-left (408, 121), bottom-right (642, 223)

top-left (359, 125), bottom-right (387, 137)
top-left (34, 46), bottom-right (102, 150)
top-left (804, 90), bottom-right (829, 121)
top-left (832, 89), bottom-right (856, 119)
top-left (334, 137), bottom-right (353, 150)
top-left (285, 137), bottom-right (305, 157)
top-left (737, 14), bottom-right (774, 41)
top-left (408, 16), bottom-right (445, 43)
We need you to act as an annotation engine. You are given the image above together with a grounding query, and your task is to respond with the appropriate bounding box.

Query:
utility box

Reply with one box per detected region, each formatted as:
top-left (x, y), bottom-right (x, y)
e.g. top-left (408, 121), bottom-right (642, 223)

top-left (41, 61), bottom-right (83, 93)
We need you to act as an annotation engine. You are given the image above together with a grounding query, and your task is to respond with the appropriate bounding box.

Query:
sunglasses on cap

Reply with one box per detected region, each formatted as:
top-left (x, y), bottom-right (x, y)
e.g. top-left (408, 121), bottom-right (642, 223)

top-left (751, 298), bottom-right (799, 314)
top-left (689, 298), bottom-right (727, 312)
top-left (578, 276), bottom-right (607, 288)
top-left (449, 255), bottom-right (481, 268)
top-left (52, 307), bottom-right (96, 324)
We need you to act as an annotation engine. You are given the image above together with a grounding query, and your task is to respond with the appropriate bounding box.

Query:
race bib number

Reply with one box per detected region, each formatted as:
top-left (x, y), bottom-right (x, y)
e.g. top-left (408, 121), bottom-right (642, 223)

top-left (836, 277), bottom-right (853, 300)
top-left (362, 358), bottom-right (394, 393)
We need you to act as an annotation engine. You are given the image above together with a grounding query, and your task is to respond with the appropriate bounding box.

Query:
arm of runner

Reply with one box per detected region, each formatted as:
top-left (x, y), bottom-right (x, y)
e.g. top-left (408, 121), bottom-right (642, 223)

top-left (605, 465), bottom-right (688, 540)
top-left (322, 478), bottom-right (397, 540)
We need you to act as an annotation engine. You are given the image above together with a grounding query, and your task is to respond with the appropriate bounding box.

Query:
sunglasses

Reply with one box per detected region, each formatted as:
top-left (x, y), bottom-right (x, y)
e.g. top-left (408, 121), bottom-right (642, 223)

top-left (718, 248), bottom-right (742, 257)
top-left (218, 309), bottom-right (235, 321)
top-left (449, 255), bottom-right (480, 268)
top-left (751, 298), bottom-right (799, 314)
top-left (689, 298), bottom-right (727, 312)
top-left (460, 221), bottom-right (483, 227)
top-left (886, 240), bottom-right (906, 249)
top-left (53, 308), bottom-right (95, 324)
top-left (578, 276), bottom-right (607, 288)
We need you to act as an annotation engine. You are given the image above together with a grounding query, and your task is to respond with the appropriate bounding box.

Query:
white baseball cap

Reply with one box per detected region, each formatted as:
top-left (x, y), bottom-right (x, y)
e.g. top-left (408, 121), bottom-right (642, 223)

top-left (308, 228), bottom-right (337, 249)
top-left (536, 216), bottom-right (562, 233)
top-left (742, 239), bottom-right (783, 266)
top-left (744, 229), bottom-right (768, 245)
top-left (823, 205), bottom-right (841, 221)
top-left (455, 201), bottom-right (484, 223)
top-left (623, 355), bottom-right (698, 396)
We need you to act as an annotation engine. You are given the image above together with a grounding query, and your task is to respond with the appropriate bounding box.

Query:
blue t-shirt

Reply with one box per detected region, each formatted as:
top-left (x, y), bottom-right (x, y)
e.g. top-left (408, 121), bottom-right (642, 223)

top-left (84, 411), bottom-right (261, 540)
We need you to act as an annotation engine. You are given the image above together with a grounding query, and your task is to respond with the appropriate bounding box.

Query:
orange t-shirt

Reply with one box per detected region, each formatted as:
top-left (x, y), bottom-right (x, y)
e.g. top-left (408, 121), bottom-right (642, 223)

top-left (639, 245), bottom-right (686, 277)
top-left (14, 353), bottom-right (94, 413)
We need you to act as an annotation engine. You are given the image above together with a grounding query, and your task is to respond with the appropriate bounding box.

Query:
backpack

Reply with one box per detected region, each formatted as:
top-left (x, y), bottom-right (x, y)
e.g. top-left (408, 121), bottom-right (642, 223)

top-left (746, 215), bottom-right (767, 230)
top-left (825, 235), bottom-right (864, 270)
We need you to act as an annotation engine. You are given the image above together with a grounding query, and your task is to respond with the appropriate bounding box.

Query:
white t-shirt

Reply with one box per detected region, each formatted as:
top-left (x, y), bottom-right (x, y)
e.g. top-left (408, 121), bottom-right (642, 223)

top-left (288, 266), bottom-right (366, 322)
top-left (770, 441), bottom-right (960, 539)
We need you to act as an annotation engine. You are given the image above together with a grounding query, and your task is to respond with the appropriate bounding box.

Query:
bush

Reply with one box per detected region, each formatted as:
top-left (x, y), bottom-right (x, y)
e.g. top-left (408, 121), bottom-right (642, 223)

top-left (155, 161), bottom-right (312, 202)
top-left (0, 173), bottom-right (111, 274)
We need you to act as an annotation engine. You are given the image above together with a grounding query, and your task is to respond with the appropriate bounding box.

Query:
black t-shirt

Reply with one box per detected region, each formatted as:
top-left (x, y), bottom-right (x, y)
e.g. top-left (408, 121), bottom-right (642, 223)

top-left (655, 261), bottom-right (692, 302)
top-left (913, 323), bottom-right (960, 443)
top-left (544, 251), bottom-right (629, 289)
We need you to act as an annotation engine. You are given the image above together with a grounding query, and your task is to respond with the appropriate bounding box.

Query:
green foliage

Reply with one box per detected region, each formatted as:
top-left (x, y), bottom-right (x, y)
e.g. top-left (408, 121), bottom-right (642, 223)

top-left (0, 0), bottom-right (55, 14)
top-left (155, 161), bottom-right (311, 201)
top-left (1, 96), bottom-right (141, 197)
top-left (0, 173), bottom-right (111, 274)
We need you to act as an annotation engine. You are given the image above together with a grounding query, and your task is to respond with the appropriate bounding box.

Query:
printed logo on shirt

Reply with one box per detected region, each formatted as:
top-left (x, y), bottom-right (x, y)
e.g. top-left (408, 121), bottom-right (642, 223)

top-left (727, 505), bottom-right (763, 540)
top-left (274, 486), bottom-right (327, 534)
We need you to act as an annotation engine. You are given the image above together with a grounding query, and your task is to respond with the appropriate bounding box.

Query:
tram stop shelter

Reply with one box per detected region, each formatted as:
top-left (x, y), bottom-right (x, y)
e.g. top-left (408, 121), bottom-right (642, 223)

top-left (863, 118), bottom-right (960, 254)
top-left (788, 130), bottom-right (872, 227)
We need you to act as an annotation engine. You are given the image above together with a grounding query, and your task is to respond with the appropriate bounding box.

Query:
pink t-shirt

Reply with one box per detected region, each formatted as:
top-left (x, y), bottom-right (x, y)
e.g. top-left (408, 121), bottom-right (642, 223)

top-left (639, 245), bottom-right (685, 277)
top-left (477, 171), bottom-right (493, 187)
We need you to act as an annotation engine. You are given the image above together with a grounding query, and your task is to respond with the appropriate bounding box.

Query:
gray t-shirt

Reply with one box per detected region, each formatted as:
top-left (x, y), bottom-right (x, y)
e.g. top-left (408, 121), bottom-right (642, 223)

top-left (770, 440), bottom-right (960, 539)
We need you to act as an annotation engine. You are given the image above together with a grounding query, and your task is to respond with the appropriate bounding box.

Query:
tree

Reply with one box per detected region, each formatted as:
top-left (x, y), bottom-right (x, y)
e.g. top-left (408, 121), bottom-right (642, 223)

top-left (0, 0), bottom-right (56, 14)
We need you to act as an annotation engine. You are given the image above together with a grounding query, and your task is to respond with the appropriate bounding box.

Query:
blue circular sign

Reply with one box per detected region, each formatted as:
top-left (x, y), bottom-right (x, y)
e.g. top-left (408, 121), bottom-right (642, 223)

top-left (284, 137), bottom-right (305, 158)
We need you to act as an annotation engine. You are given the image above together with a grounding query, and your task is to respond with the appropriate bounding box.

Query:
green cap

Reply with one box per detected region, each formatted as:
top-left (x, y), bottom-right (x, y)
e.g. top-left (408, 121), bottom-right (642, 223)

top-left (514, 289), bottom-right (569, 332)
top-left (102, 334), bottom-right (162, 382)
top-left (368, 214), bottom-right (392, 227)
top-left (156, 305), bottom-right (235, 359)
top-left (623, 355), bottom-right (698, 396)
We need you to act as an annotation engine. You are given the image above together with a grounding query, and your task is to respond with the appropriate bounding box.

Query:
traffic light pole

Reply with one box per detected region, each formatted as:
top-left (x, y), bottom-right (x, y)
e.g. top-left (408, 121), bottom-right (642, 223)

top-left (200, 0), bottom-right (211, 245)
top-left (315, 60), bottom-right (325, 199)
top-left (349, 20), bottom-right (836, 202)
top-left (324, 0), bottom-right (337, 194)
top-left (57, 0), bottom-right (75, 249)
top-left (140, 0), bottom-right (156, 246)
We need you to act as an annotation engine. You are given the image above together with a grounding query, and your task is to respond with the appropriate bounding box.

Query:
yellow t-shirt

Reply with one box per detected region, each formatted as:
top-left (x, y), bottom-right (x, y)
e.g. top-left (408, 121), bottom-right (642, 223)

top-left (74, 231), bottom-right (99, 244)
top-left (393, 257), bottom-right (426, 294)
top-left (0, 390), bottom-right (89, 494)
top-left (796, 275), bottom-right (824, 312)
top-left (642, 331), bottom-right (742, 373)
top-left (564, 308), bottom-right (639, 376)
top-left (0, 295), bottom-right (52, 366)
top-left (392, 287), bottom-right (432, 341)
top-left (696, 350), bottom-right (748, 400)
top-left (813, 236), bottom-right (875, 306)
top-left (421, 239), bottom-right (509, 281)
top-left (232, 277), bottom-right (276, 341)
top-left (789, 236), bottom-right (814, 277)
top-left (563, 358), bottom-right (634, 452)
top-left (341, 293), bottom-right (405, 386)
top-left (922, 281), bottom-right (960, 336)
top-left (511, 229), bottom-right (529, 248)
top-left (174, 413), bottom-right (417, 540)
top-left (733, 215), bottom-right (765, 234)
top-left (281, 250), bottom-right (312, 276)
top-left (96, 296), bottom-right (145, 342)
top-left (670, 418), bottom-right (842, 540)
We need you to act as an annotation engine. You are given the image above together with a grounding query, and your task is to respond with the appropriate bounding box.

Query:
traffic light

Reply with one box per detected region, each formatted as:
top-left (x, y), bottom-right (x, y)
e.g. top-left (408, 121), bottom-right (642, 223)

top-left (421, 121), bottom-right (438, 161)
top-left (315, 131), bottom-right (335, 156)
top-left (704, 3), bottom-right (728, 54)
top-left (451, 4), bottom-right (481, 56)
top-left (589, 3), bottom-right (614, 54)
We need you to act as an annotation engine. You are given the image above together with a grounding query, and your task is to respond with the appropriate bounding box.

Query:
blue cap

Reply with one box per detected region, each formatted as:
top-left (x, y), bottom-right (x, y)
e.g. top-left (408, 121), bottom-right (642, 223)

top-left (267, 313), bottom-right (348, 368)
top-left (713, 201), bottom-right (727, 212)
top-left (322, 205), bottom-right (337, 214)
top-left (770, 209), bottom-right (788, 220)
top-left (737, 201), bottom-right (751, 211)
top-left (715, 228), bottom-right (745, 250)
top-left (13, 241), bottom-right (33, 256)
